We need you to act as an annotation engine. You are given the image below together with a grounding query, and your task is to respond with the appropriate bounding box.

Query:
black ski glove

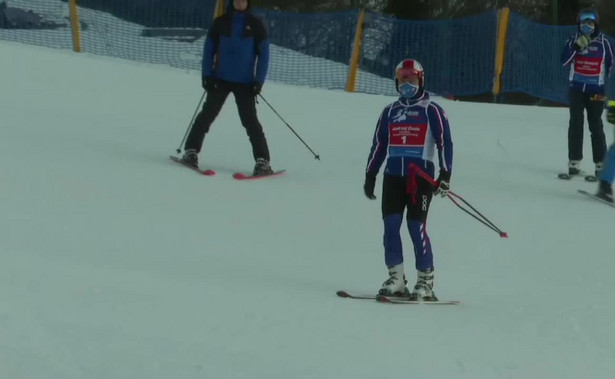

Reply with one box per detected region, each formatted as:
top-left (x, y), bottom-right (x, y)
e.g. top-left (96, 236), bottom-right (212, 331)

top-left (203, 76), bottom-right (218, 91)
top-left (364, 172), bottom-right (377, 200)
top-left (434, 170), bottom-right (451, 198)
top-left (251, 81), bottom-right (262, 96)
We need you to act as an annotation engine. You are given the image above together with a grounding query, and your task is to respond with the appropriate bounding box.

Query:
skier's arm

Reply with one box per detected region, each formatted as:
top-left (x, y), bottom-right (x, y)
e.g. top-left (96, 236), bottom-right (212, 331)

top-left (427, 103), bottom-right (453, 175)
top-left (561, 36), bottom-right (577, 66)
top-left (604, 37), bottom-right (613, 76)
top-left (365, 107), bottom-right (390, 176)
top-left (202, 20), bottom-right (220, 78)
top-left (254, 19), bottom-right (270, 85)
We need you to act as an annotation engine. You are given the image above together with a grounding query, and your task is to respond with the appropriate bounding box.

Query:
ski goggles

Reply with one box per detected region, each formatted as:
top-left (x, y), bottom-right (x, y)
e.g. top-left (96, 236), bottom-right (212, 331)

top-left (579, 12), bottom-right (597, 24)
top-left (396, 68), bottom-right (422, 82)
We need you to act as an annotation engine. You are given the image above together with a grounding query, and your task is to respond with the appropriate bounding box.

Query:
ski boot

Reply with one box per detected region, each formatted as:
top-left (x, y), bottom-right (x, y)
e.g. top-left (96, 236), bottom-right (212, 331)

top-left (596, 180), bottom-right (614, 203)
top-left (181, 149), bottom-right (199, 168)
top-left (253, 158), bottom-right (274, 176)
top-left (568, 160), bottom-right (581, 176)
top-left (378, 263), bottom-right (409, 297)
top-left (408, 268), bottom-right (438, 301)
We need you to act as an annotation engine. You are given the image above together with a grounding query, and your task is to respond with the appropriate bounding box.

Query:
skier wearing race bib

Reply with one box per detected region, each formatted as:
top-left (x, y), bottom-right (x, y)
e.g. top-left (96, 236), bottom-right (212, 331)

top-left (561, 8), bottom-right (613, 178)
top-left (364, 59), bottom-right (453, 301)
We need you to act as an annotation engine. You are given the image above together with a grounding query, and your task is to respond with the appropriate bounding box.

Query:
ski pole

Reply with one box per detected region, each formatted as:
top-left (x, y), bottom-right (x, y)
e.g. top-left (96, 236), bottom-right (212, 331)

top-left (258, 94), bottom-right (321, 160)
top-left (409, 164), bottom-right (508, 238)
top-left (445, 192), bottom-right (508, 238)
top-left (175, 90), bottom-right (206, 154)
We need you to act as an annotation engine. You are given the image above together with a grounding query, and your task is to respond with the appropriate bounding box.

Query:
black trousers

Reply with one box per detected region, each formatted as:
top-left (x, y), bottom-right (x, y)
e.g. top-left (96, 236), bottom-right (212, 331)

top-left (568, 88), bottom-right (606, 163)
top-left (184, 81), bottom-right (270, 161)
top-left (381, 175), bottom-right (433, 222)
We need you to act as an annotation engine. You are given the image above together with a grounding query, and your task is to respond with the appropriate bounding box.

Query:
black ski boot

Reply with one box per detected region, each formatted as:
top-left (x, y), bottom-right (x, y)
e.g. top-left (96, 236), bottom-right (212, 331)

top-left (253, 158), bottom-right (273, 176)
top-left (596, 180), bottom-right (614, 203)
top-left (181, 149), bottom-right (198, 168)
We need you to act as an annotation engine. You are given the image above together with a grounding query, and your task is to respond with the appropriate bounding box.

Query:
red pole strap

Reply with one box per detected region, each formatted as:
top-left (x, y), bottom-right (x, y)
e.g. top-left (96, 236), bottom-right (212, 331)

top-left (408, 163), bottom-right (438, 186)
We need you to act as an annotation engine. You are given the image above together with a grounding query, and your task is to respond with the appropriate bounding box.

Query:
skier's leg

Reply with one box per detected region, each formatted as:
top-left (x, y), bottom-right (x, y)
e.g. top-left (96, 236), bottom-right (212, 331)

top-left (184, 87), bottom-right (230, 152)
top-left (233, 85), bottom-right (270, 161)
top-left (599, 144), bottom-right (615, 184)
top-left (382, 175), bottom-right (407, 267)
top-left (380, 175), bottom-right (408, 295)
top-left (568, 88), bottom-right (585, 163)
top-left (586, 96), bottom-right (607, 166)
top-left (406, 177), bottom-right (434, 272)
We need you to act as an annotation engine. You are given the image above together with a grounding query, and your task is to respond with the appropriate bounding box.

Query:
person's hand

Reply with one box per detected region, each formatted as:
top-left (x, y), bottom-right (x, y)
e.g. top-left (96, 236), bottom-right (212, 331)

top-left (434, 170), bottom-right (451, 198)
top-left (607, 101), bottom-right (615, 124)
top-left (202, 76), bottom-right (218, 91)
top-left (251, 82), bottom-right (262, 96)
top-left (574, 35), bottom-right (590, 51)
top-left (363, 173), bottom-right (377, 200)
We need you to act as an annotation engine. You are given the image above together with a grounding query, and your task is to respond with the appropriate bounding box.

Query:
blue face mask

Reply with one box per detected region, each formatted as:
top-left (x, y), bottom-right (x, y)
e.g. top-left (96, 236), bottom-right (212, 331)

top-left (580, 23), bottom-right (594, 36)
top-left (399, 82), bottom-right (419, 98)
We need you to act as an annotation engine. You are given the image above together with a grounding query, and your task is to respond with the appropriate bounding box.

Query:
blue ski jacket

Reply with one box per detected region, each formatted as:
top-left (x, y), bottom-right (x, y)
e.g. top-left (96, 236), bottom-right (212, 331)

top-left (366, 92), bottom-right (453, 179)
top-left (202, 4), bottom-right (269, 85)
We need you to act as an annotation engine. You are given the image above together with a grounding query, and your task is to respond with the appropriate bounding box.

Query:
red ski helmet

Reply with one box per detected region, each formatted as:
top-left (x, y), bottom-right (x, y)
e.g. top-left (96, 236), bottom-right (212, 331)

top-left (395, 59), bottom-right (424, 92)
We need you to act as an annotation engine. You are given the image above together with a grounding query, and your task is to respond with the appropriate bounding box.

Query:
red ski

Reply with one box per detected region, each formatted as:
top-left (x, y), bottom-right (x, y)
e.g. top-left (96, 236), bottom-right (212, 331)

top-left (233, 170), bottom-right (286, 180)
top-left (169, 156), bottom-right (216, 176)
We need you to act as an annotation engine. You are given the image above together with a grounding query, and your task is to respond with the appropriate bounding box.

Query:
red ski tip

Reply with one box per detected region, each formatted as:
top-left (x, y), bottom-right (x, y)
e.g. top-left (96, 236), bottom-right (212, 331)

top-left (500, 232), bottom-right (508, 238)
top-left (203, 169), bottom-right (216, 176)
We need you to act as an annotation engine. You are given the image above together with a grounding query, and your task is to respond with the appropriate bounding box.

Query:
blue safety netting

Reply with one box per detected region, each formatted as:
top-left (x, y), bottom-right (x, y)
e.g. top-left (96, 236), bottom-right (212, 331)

top-left (253, 9), bottom-right (357, 90)
top-left (2, 1), bottom-right (614, 102)
top-left (357, 10), bottom-right (498, 97)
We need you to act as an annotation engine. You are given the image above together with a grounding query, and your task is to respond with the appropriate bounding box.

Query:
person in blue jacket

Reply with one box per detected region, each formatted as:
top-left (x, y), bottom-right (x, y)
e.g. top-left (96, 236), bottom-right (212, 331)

top-left (595, 100), bottom-right (615, 203)
top-left (561, 8), bottom-right (613, 178)
top-left (364, 59), bottom-right (453, 301)
top-left (181, 0), bottom-right (273, 176)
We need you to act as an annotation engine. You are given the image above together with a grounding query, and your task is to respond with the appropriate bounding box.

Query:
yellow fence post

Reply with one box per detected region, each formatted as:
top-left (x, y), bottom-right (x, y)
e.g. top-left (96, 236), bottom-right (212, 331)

top-left (493, 7), bottom-right (510, 96)
top-left (346, 9), bottom-right (366, 93)
top-left (68, 0), bottom-right (82, 52)
top-left (215, 0), bottom-right (226, 19)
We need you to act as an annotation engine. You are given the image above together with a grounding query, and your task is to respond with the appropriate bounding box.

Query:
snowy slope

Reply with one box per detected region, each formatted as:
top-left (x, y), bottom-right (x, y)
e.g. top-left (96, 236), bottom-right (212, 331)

top-left (1, 40), bottom-right (614, 379)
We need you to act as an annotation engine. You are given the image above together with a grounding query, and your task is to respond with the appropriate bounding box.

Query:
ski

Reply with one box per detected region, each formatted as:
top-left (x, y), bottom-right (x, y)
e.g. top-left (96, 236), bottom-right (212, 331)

top-left (376, 295), bottom-right (459, 305)
top-left (336, 290), bottom-right (459, 305)
top-left (578, 189), bottom-right (615, 208)
top-left (336, 290), bottom-right (380, 300)
top-left (233, 170), bottom-right (286, 180)
top-left (169, 156), bottom-right (216, 176)
top-left (558, 172), bottom-right (597, 182)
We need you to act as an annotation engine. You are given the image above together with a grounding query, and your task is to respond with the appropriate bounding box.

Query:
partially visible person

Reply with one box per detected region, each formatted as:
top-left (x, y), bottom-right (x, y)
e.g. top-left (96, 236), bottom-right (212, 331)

top-left (561, 8), bottom-right (613, 178)
top-left (595, 100), bottom-right (615, 203)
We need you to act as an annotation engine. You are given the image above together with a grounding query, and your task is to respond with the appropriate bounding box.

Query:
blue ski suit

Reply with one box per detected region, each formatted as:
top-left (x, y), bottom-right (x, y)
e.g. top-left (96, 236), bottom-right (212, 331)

top-left (366, 92), bottom-right (453, 270)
